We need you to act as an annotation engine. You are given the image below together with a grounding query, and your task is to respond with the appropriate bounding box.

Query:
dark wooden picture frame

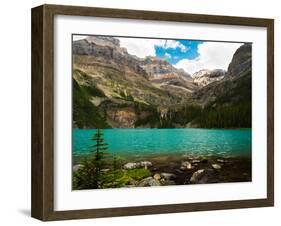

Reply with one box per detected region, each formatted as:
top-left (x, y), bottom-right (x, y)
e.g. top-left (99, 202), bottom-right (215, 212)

top-left (31, 4), bottom-right (274, 221)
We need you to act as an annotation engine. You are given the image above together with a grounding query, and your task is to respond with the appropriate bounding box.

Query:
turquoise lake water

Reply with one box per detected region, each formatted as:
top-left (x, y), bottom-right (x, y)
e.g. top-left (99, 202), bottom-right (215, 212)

top-left (73, 128), bottom-right (251, 158)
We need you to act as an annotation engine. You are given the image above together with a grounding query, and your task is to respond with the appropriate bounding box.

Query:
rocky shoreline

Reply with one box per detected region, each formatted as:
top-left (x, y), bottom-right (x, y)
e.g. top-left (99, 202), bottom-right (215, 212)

top-left (73, 154), bottom-right (251, 189)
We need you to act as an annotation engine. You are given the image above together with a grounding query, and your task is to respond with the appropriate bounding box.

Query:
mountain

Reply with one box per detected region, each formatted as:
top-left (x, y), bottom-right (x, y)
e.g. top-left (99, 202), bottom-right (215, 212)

top-left (72, 36), bottom-right (251, 129)
top-left (192, 44), bottom-right (252, 105)
top-left (189, 43), bottom-right (252, 128)
top-left (192, 69), bottom-right (225, 87)
top-left (73, 36), bottom-right (148, 78)
top-left (73, 36), bottom-right (199, 128)
top-left (226, 43), bottom-right (252, 77)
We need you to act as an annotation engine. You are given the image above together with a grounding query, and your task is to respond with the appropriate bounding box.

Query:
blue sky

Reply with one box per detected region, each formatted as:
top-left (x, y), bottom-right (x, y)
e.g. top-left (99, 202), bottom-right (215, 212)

top-left (155, 40), bottom-right (203, 65)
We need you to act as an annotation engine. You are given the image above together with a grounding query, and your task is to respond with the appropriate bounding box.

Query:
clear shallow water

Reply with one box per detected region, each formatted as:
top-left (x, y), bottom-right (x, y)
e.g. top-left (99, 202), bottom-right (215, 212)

top-left (73, 128), bottom-right (251, 158)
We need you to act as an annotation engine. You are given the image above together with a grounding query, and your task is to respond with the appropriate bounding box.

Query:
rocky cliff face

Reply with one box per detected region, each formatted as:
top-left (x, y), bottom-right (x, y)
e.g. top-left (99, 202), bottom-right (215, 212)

top-left (106, 107), bottom-right (137, 128)
top-left (86, 36), bottom-right (120, 47)
top-left (192, 69), bottom-right (225, 87)
top-left (138, 56), bottom-right (196, 95)
top-left (139, 56), bottom-right (192, 81)
top-left (226, 43), bottom-right (252, 77)
top-left (73, 36), bottom-right (148, 78)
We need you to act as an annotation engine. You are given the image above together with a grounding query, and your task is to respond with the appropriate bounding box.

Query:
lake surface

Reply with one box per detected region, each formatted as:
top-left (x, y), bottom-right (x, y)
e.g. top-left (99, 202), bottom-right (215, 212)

top-left (73, 128), bottom-right (251, 158)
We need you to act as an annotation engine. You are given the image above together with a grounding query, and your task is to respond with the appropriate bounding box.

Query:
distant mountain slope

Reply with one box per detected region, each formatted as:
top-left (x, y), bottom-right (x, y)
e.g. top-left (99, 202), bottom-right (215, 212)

top-left (192, 69), bottom-right (225, 87)
top-left (72, 36), bottom-right (251, 129)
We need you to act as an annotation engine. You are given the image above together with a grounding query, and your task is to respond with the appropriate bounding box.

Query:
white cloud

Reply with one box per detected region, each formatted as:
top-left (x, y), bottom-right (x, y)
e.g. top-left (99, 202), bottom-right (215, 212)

top-left (175, 42), bottom-right (243, 75)
top-left (118, 38), bottom-right (160, 58)
top-left (164, 53), bottom-right (172, 59)
top-left (118, 38), bottom-right (188, 58)
top-left (156, 40), bottom-right (188, 52)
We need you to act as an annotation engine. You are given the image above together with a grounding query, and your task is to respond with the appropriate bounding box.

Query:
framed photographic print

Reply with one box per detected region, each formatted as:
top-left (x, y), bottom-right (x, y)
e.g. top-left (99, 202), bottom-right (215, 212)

top-left (31, 4), bottom-right (274, 221)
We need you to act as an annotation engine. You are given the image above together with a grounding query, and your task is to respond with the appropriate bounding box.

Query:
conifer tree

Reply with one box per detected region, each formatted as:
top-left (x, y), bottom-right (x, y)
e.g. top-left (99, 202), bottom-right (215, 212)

top-left (92, 128), bottom-right (108, 173)
top-left (73, 129), bottom-right (109, 190)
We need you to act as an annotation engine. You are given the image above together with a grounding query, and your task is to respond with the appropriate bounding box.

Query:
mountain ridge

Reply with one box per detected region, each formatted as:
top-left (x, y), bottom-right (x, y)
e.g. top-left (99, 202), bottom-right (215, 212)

top-left (72, 36), bottom-right (252, 129)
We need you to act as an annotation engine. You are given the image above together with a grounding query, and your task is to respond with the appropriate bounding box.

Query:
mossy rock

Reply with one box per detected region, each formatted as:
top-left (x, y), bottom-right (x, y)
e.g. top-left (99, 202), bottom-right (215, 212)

top-left (100, 168), bottom-right (151, 188)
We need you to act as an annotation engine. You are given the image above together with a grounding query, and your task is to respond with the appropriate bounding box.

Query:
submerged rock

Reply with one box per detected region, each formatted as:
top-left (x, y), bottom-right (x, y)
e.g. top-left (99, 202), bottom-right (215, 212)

top-left (190, 168), bottom-right (221, 184)
top-left (138, 177), bottom-right (161, 187)
top-left (160, 172), bottom-right (176, 180)
top-left (217, 159), bottom-right (225, 164)
top-left (191, 160), bottom-right (201, 164)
